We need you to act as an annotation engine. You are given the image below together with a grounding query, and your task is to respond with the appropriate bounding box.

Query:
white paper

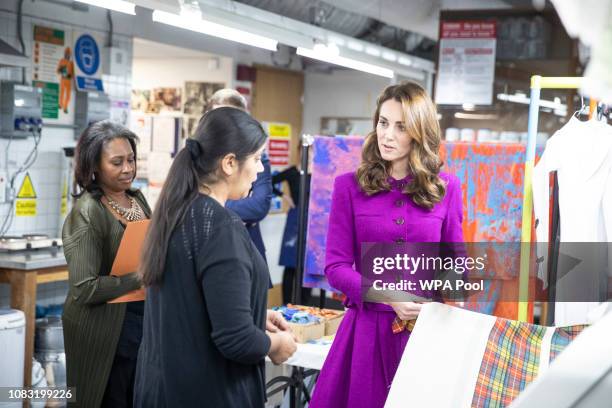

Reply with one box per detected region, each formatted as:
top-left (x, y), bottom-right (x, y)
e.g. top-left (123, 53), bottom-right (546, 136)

top-left (152, 116), bottom-right (177, 154)
top-left (147, 151), bottom-right (173, 185)
top-left (130, 114), bottom-right (152, 179)
top-left (435, 21), bottom-right (496, 105)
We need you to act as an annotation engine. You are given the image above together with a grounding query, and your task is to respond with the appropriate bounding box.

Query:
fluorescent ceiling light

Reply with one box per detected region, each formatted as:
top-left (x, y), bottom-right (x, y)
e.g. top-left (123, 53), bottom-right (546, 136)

top-left (365, 46), bottom-right (381, 57)
top-left (152, 10), bottom-right (278, 51)
top-left (398, 56), bottom-right (412, 66)
top-left (454, 112), bottom-right (499, 120)
top-left (327, 36), bottom-right (345, 46)
top-left (75, 0), bottom-right (136, 15)
top-left (313, 43), bottom-right (339, 56)
top-left (347, 41), bottom-right (364, 52)
top-left (382, 51), bottom-right (397, 62)
top-left (297, 46), bottom-right (394, 78)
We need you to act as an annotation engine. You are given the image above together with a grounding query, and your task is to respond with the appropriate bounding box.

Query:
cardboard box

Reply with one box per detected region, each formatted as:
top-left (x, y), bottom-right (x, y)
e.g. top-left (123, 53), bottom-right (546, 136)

top-left (282, 305), bottom-right (347, 341)
top-left (324, 311), bottom-right (345, 336)
top-left (287, 320), bottom-right (325, 343)
top-left (267, 284), bottom-right (283, 308)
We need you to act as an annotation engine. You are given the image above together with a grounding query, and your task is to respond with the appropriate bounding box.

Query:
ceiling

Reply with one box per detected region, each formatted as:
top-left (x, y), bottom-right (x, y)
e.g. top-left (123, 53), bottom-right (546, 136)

top-left (132, 37), bottom-right (218, 59)
top-left (231, 0), bottom-right (535, 60)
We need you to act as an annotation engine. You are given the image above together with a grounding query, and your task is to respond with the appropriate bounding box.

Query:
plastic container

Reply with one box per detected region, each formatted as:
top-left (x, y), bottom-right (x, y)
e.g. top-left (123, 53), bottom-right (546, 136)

top-left (30, 359), bottom-right (48, 408)
top-left (35, 351), bottom-right (66, 389)
top-left (476, 129), bottom-right (492, 142)
top-left (500, 131), bottom-right (520, 143)
top-left (35, 317), bottom-right (64, 352)
top-left (460, 128), bottom-right (475, 142)
top-left (445, 128), bottom-right (460, 142)
top-left (0, 309), bottom-right (26, 408)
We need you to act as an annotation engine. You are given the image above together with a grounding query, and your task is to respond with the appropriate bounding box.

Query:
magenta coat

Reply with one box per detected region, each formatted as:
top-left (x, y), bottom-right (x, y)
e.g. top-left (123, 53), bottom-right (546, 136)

top-left (310, 171), bottom-right (464, 408)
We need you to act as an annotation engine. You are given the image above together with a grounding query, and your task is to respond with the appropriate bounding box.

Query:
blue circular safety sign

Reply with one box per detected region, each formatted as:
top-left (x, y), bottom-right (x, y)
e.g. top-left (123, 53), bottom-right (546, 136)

top-left (75, 34), bottom-right (100, 76)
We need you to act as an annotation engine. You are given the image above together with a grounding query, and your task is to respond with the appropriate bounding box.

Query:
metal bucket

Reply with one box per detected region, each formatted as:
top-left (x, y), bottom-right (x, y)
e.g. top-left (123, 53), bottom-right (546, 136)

top-left (35, 316), bottom-right (64, 352)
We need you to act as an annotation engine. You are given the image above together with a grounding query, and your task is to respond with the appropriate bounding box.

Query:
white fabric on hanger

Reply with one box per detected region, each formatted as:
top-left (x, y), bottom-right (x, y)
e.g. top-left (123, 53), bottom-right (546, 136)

top-left (385, 303), bottom-right (561, 408)
top-left (532, 117), bottom-right (612, 325)
top-left (385, 303), bottom-right (496, 408)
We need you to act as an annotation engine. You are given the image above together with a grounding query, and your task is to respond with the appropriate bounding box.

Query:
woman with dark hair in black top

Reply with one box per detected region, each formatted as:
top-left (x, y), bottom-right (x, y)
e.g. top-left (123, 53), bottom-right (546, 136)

top-left (134, 108), bottom-right (296, 407)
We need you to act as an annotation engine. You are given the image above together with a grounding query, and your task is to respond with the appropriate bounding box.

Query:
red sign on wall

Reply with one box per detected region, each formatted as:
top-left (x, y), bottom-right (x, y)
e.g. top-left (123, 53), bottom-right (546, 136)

top-left (265, 122), bottom-right (292, 168)
top-left (440, 21), bottom-right (496, 39)
top-left (435, 20), bottom-right (497, 105)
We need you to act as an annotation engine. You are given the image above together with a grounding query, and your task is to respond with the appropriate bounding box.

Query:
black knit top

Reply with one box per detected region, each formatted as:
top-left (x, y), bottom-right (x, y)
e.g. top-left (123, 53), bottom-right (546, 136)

top-left (134, 194), bottom-right (271, 407)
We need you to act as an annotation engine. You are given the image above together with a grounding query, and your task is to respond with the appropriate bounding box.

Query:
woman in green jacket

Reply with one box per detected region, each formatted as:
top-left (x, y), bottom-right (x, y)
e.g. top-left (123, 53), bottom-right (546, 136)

top-left (62, 120), bottom-right (151, 408)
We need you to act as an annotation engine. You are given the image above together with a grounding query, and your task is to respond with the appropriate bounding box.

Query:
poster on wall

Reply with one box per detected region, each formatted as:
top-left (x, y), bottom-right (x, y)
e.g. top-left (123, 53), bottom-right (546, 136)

top-left (435, 21), bottom-right (496, 105)
top-left (32, 25), bottom-right (74, 124)
top-left (110, 99), bottom-right (130, 126)
top-left (183, 116), bottom-right (200, 139)
top-left (264, 122), bottom-right (291, 167)
top-left (150, 88), bottom-right (182, 113)
top-left (131, 89), bottom-right (151, 112)
top-left (184, 81), bottom-right (225, 115)
top-left (73, 30), bottom-right (105, 92)
top-left (264, 122), bottom-right (292, 212)
top-left (152, 116), bottom-right (179, 154)
top-left (130, 114), bottom-right (152, 179)
top-left (130, 88), bottom-right (181, 114)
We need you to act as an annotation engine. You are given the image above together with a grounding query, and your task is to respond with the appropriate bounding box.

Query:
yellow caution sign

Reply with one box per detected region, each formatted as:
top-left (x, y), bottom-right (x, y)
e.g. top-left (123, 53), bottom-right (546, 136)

top-left (267, 123), bottom-right (291, 138)
top-left (16, 200), bottom-right (37, 217)
top-left (17, 173), bottom-right (37, 199)
top-left (60, 181), bottom-right (68, 216)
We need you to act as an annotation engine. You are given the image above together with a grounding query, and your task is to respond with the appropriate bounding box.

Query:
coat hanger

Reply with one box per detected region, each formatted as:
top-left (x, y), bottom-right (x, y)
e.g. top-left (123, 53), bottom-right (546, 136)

top-left (572, 94), bottom-right (587, 119)
top-left (596, 102), bottom-right (609, 122)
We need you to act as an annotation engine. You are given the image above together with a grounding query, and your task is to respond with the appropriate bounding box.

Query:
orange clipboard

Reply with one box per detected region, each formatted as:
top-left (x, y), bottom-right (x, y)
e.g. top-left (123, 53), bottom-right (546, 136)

top-left (107, 219), bottom-right (150, 303)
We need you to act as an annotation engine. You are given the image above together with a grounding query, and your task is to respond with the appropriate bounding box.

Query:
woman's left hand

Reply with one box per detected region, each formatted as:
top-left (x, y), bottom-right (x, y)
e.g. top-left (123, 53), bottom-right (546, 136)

top-left (387, 301), bottom-right (423, 321)
top-left (266, 310), bottom-right (290, 332)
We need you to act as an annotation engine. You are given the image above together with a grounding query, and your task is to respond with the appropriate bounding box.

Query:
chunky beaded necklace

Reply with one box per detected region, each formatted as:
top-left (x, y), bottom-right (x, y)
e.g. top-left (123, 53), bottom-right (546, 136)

top-left (106, 195), bottom-right (144, 222)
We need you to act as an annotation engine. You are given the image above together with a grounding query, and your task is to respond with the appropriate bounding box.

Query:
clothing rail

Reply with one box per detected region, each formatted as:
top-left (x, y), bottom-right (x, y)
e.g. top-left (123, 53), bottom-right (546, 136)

top-left (294, 134), bottom-right (314, 306)
top-left (518, 76), bottom-right (585, 322)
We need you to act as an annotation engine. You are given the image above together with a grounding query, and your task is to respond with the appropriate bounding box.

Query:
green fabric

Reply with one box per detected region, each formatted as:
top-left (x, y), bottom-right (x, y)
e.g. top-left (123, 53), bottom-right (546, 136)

top-left (62, 190), bottom-right (151, 408)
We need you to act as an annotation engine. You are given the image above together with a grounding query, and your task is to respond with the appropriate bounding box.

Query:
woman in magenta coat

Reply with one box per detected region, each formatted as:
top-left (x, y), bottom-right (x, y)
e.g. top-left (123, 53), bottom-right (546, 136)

top-left (310, 82), bottom-right (465, 408)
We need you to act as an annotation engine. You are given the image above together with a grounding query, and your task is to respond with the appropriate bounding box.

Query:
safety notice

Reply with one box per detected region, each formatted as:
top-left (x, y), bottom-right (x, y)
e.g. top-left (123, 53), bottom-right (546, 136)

top-left (16, 173), bottom-right (37, 217)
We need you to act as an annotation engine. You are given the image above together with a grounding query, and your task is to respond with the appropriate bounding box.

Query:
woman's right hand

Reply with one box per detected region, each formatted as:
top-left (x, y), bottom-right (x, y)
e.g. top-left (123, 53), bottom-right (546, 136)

top-left (387, 302), bottom-right (423, 321)
top-left (268, 330), bottom-right (297, 365)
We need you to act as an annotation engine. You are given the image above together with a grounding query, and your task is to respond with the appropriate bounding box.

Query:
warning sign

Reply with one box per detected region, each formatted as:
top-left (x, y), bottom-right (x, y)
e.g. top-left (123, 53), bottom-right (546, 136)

top-left (60, 181), bottom-right (68, 216)
top-left (16, 173), bottom-right (37, 217)
top-left (17, 173), bottom-right (37, 199)
top-left (268, 124), bottom-right (291, 138)
top-left (16, 200), bottom-right (37, 217)
top-left (264, 122), bottom-right (291, 167)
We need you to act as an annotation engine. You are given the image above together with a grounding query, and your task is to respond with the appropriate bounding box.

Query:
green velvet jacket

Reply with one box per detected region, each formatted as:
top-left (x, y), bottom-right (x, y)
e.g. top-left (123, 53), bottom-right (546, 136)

top-left (61, 190), bottom-right (151, 408)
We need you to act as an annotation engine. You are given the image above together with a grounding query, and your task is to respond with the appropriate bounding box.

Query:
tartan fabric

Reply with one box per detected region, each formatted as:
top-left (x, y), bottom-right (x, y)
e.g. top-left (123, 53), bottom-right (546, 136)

top-left (549, 325), bottom-right (587, 363)
top-left (391, 316), bottom-right (416, 334)
top-left (471, 318), bottom-right (547, 408)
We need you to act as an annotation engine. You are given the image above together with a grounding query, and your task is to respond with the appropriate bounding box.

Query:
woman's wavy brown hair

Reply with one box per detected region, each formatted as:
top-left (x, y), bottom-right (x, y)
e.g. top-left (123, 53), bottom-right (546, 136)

top-left (356, 82), bottom-right (445, 210)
